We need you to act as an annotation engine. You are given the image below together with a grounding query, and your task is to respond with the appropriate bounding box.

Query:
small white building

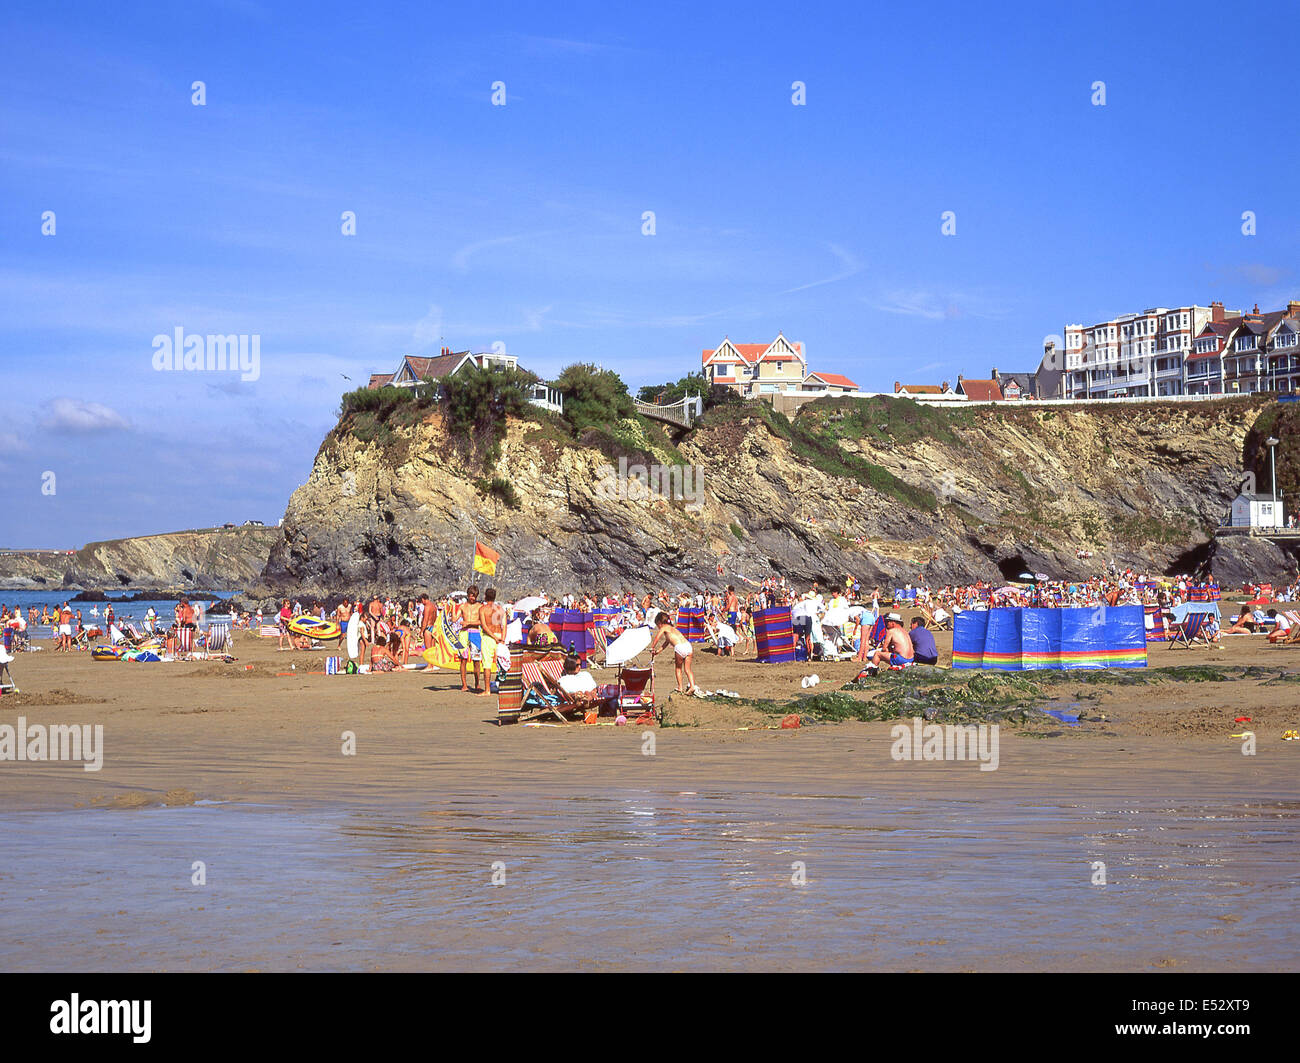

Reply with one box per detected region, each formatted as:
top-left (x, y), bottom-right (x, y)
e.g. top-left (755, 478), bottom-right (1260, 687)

top-left (1230, 493), bottom-right (1285, 529)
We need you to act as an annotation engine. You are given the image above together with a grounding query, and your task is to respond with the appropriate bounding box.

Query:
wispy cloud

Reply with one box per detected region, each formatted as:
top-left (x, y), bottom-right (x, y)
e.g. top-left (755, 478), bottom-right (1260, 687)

top-left (451, 231), bottom-right (558, 272)
top-left (779, 243), bottom-right (864, 294)
top-left (874, 289), bottom-right (1008, 321)
top-left (42, 399), bottom-right (131, 433)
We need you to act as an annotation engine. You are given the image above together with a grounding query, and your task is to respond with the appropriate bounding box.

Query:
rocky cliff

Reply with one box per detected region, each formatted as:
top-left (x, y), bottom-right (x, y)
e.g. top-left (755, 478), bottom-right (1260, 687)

top-left (0, 528), bottom-right (280, 592)
top-left (256, 394), bottom-right (1299, 597)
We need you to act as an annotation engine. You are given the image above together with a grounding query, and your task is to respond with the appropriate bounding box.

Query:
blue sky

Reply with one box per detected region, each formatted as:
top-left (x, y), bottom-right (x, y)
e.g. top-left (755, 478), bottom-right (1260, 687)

top-left (2, 0), bottom-right (1297, 547)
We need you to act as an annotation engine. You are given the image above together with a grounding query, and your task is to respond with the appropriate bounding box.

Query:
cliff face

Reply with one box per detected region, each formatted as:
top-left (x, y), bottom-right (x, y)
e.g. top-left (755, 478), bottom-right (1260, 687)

top-left (257, 395), bottom-right (1298, 596)
top-left (0, 528), bottom-right (279, 592)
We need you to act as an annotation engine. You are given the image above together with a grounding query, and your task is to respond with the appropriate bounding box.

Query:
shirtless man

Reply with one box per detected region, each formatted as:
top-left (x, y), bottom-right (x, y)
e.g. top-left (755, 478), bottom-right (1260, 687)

top-left (650, 615), bottom-right (697, 694)
top-left (458, 585), bottom-right (485, 692)
top-left (421, 594), bottom-right (436, 651)
top-left (527, 607), bottom-right (556, 645)
top-left (335, 598), bottom-right (352, 649)
top-left (479, 587), bottom-right (509, 697)
top-left (868, 612), bottom-right (915, 670)
top-left (58, 602), bottom-right (74, 652)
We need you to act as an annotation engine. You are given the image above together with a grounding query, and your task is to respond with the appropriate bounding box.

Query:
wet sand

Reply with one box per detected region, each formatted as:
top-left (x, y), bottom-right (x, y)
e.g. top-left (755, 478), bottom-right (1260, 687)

top-left (2, 629), bottom-right (1298, 971)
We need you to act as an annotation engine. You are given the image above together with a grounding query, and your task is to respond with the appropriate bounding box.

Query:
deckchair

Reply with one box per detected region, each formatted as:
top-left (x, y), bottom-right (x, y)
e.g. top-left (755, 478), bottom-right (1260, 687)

top-left (498, 645), bottom-right (566, 724)
top-left (519, 672), bottom-right (616, 724)
top-left (1278, 612), bottom-right (1300, 645)
top-left (614, 665), bottom-right (656, 721)
top-left (205, 619), bottom-right (232, 654)
top-left (1168, 611), bottom-right (1215, 649)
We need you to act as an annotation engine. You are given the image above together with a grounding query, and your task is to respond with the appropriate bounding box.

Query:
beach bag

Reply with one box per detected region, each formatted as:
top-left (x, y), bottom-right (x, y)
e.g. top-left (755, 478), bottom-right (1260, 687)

top-left (344, 660), bottom-right (358, 675)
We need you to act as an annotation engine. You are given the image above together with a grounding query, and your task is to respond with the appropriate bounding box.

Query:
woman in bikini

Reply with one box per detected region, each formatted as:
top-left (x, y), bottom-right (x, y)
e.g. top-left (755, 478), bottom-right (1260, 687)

top-left (650, 615), bottom-right (698, 694)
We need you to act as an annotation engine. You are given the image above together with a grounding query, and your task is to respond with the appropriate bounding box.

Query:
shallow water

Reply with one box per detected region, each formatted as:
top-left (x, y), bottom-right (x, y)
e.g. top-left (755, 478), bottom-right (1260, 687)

top-left (2, 788), bottom-right (1295, 970)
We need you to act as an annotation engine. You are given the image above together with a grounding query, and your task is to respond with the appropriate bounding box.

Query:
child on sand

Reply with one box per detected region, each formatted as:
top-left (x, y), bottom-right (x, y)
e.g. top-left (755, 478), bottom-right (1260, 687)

top-left (650, 615), bottom-right (698, 694)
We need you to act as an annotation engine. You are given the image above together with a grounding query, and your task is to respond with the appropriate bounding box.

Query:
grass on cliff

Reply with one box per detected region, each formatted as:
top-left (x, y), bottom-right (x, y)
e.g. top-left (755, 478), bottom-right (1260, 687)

top-left (699, 399), bottom-right (938, 511)
top-left (795, 395), bottom-right (975, 447)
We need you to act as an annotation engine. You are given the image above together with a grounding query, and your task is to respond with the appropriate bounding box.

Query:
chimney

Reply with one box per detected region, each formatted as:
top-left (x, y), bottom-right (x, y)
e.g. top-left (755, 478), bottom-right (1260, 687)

top-left (957, 373), bottom-right (965, 382)
top-left (1288, 300), bottom-right (1300, 317)
top-left (1252, 303), bottom-right (1260, 315)
top-left (1211, 301), bottom-right (1225, 322)
top-left (991, 367), bottom-right (999, 380)
top-left (894, 381), bottom-right (901, 392)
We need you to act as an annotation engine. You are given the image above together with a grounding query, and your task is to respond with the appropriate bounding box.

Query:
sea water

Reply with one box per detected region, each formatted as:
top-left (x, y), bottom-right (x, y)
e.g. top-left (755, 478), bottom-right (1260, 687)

top-left (1, 788), bottom-right (1295, 971)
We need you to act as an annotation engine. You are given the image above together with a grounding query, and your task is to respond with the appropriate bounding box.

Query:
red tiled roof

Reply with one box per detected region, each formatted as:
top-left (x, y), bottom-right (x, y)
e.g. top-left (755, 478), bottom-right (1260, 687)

top-left (367, 373), bottom-right (394, 389)
top-left (806, 372), bottom-right (858, 389)
top-left (958, 379), bottom-right (1003, 401)
top-left (734, 344), bottom-right (768, 361)
top-left (401, 353), bottom-right (462, 381)
top-left (712, 376), bottom-right (738, 384)
top-left (897, 384), bottom-right (942, 394)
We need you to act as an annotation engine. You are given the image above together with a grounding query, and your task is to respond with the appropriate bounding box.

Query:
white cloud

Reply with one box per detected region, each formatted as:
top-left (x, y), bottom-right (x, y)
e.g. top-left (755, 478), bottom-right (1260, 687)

top-left (0, 430), bottom-right (28, 454)
top-left (42, 398), bottom-right (131, 433)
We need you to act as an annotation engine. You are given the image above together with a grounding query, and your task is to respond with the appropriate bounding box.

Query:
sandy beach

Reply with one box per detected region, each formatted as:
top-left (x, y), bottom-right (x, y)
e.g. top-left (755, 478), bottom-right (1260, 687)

top-left (2, 623), bottom-right (1298, 811)
top-left (2, 625), bottom-right (1297, 972)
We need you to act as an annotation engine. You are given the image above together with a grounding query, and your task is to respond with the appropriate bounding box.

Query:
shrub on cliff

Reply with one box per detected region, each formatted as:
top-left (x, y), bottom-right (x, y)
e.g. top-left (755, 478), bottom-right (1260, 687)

top-left (555, 363), bottom-right (634, 432)
top-left (441, 364), bottom-right (538, 465)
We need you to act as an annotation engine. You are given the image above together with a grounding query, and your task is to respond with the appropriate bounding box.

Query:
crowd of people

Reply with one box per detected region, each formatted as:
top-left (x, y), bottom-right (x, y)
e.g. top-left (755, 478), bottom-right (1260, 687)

top-left (7, 565), bottom-right (1299, 685)
top-left (2, 598), bottom-right (206, 654)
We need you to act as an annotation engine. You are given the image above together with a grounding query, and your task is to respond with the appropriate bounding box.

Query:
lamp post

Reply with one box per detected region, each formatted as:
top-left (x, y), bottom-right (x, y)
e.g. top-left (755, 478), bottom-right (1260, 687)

top-left (1266, 436), bottom-right (1280, 527)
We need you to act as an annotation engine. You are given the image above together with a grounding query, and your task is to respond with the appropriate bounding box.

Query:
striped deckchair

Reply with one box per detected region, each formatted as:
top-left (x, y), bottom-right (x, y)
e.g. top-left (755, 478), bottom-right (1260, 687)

top-left (1144, 605), bottom-right (1168, 642)
top-left (497, 645), bottom-right (567, 724)
top-left (1168, 612), bottom-right (1214, 649)
top-left (1279, 611), bottom-right (1300, 644)
top-left (867, 616), bottom-right (888, 648)
top-left (205, 619), bottom-right (231, 654)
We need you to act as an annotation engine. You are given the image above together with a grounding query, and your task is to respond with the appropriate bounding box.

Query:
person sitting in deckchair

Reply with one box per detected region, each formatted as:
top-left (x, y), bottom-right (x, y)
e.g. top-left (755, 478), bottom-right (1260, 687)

top-left (650, 615), bottom-right (697, 694)
top-left (553, 653), bottom-right (605, 708)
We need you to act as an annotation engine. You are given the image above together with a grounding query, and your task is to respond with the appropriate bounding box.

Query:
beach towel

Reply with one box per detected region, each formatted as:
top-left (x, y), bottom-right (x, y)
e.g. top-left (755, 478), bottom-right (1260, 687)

top-left (421, 609), bottom-right (467, 670)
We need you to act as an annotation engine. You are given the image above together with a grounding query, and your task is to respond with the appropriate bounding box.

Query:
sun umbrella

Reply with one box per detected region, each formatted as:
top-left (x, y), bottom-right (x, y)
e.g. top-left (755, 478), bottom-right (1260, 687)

top-left (604, 625), bottom-right (653, 666)
top-left (511, 596), bottom-right (547, 613)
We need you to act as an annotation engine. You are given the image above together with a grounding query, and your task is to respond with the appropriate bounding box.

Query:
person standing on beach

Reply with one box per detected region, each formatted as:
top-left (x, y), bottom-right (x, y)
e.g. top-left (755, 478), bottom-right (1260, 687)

top-left (277, 599), bottom-right (292, 650)
top-left (58, 602), bottom-right (73, 651)
top-left (480, 587), bottom-right (509, 697)
top-left (457, 585), bottom-right (485, 693)
top-left (650, 615), bottom-right (698, 694)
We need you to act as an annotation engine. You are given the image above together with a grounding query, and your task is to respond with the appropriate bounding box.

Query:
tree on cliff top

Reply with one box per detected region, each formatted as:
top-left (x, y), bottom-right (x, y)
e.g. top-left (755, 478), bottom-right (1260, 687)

top-left (441, 363), bottom-right (538, 464)
top-left (638, 371), bottom-right (740, 410)
top-left (555, 363), bottom-right (634, 432)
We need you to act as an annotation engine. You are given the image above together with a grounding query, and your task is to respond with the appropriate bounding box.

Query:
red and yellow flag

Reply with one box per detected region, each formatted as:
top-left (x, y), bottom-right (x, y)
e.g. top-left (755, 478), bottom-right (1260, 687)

top-left (472, 540), bottom-right (500, 576)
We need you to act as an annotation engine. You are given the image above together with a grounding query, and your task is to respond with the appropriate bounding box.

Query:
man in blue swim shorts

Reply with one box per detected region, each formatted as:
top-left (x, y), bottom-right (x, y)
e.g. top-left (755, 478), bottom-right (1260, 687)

top-left (869, 612), bottom-right (915, 669)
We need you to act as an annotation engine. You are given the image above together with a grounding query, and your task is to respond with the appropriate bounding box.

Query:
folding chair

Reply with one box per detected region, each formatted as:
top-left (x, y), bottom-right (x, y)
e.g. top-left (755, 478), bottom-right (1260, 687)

top-left (614, 665), bottom-right (657, 722)
top-left (1168, 612), bottom-right (1215, 649)
top-left (205, 619), bottom-right (232, 655)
